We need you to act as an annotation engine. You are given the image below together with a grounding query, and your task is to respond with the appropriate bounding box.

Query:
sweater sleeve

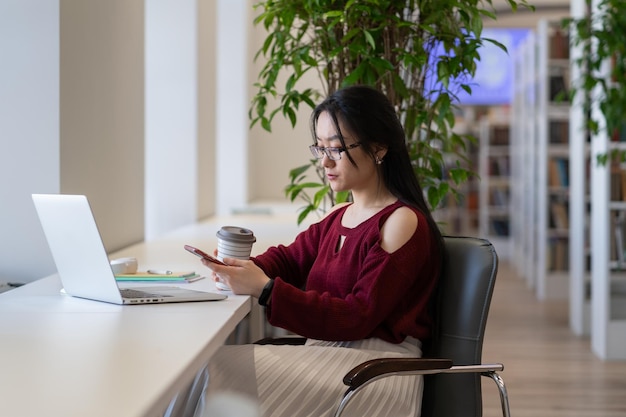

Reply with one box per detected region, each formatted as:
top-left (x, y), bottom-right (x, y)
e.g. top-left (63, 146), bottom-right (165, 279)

top-left (264, 220), bottom-right (439, 343)
top-left (251, 220), bottom-right (324, 290)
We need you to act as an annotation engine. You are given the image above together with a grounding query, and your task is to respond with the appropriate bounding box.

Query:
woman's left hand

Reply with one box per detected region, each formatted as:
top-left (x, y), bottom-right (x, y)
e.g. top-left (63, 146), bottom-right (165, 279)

top-left (201, 257), bottom-right (270, 298)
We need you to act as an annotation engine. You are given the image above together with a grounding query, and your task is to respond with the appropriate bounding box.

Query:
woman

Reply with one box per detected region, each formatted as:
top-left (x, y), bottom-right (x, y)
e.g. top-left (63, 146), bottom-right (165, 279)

top-left (199, 85), bottom-right (443, 417)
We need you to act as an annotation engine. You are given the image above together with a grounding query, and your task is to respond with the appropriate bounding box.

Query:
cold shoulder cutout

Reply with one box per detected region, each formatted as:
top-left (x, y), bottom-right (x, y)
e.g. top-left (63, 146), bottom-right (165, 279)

top-left (379, 205), bottom-right (418, 254)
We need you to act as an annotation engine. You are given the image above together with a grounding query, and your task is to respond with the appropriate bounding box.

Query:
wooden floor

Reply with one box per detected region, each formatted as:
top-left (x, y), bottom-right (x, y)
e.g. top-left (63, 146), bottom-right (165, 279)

top-left (481, 260), bottom-right (626, 417)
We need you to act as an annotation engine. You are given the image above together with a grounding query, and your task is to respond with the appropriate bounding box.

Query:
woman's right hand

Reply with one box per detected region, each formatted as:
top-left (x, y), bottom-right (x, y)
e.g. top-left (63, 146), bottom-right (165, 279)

top-left (201, 257), bottom-right (271, 298)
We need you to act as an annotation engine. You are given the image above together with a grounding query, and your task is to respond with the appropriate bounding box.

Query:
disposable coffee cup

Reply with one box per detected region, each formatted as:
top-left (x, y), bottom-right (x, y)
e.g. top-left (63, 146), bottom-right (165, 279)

top-left (215, 226), bottom-right (256, 290)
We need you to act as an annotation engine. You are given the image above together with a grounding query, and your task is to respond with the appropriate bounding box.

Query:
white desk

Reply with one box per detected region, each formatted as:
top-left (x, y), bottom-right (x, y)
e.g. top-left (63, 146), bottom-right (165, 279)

top-left (0, 222), bottom-right (252, 417)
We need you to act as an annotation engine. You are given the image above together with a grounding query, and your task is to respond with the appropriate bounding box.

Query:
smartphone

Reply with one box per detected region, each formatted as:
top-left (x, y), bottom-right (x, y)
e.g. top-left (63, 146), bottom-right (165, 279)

top-left (184, 244), bottom-right (227, 265)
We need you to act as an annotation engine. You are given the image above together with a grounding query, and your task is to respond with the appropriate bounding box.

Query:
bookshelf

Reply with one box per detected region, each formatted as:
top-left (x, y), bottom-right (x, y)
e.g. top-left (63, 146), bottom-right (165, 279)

top-left (588, 127), bottom-right (626, 360)
top-left (588, 136), bottom-right (626, 360)
top-left (434, 108), bottom-right (480, 237)
top-left (479, 116), bottom-right (511, 259)
top-left (533, 19), bottom-right (572, 300)
top-left (567, 0), bottom-right (626, 358)
top-left (511, 19), bottom-right (572, 299)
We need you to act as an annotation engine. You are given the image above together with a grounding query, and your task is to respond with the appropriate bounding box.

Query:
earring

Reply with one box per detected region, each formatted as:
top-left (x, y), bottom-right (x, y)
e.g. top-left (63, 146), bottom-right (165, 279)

top-left (375, 156), bottom-right (383, 165)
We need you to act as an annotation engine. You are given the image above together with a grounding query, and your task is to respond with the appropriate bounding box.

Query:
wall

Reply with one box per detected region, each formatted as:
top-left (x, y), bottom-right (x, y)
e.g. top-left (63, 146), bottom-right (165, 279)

top-left (0, 0), bottom-right (60, 283)
top-left (486, 1), bottom-right (570, 28)
top-left (246, 3), bottom-right (324, 203)
top-left (60, 0), bottom-right (145, 250)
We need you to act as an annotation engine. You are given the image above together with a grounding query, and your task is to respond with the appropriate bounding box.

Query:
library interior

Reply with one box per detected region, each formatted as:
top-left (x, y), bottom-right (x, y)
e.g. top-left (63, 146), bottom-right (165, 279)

top-left (435, 16), bottom-right (626, 363)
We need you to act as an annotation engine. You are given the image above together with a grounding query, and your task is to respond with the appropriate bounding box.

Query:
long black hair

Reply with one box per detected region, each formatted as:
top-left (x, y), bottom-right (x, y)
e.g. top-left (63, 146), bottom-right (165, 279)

top-left (310, 85), bottom-right (443, 247)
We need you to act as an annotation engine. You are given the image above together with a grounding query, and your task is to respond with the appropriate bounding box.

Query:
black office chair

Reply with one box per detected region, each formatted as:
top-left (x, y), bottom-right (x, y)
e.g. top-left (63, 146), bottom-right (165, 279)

top-left (333, 236), bottom-right (510, 417)
top-left (256, 236), bottom-right (509, 417)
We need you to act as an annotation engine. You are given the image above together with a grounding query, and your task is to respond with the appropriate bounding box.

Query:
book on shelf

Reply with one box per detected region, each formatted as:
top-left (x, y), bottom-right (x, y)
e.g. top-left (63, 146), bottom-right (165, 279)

top-left (490, 126), bottom-right (510, 146)
top-left (490, 219), bottom-right (510, 236)
top-left (550, 201), bottom-right (569, 230)
top-left (609, 163), bottom-right (626, 201)
top-left (548, 158), bottom-right (569, 187)
top-left (610, 121), bottom-right (626, 142)
top-left (611, 211), bottom-right (626, 269)
top-left (549, 120), bottom-right (569, 144)
top-left (489, 156), bottom-right (510, 176)
top-left (549, 75), bottom-right (569, 103)
top-left (548, 237), bottom-right (569, 271)
top-left (490, 187), bottom-right (510, 207)
top-left (549, 27), bottom-right (570, 60)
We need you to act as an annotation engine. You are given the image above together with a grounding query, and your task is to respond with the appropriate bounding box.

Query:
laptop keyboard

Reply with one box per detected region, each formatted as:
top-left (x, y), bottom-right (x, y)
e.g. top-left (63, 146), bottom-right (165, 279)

top-left (119, 288), bottom-right (162, 299)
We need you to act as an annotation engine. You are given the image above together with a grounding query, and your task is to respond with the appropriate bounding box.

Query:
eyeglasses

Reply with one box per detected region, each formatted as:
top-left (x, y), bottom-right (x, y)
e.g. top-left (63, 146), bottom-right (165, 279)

top-left (309, 143), bottom-right (361, 161)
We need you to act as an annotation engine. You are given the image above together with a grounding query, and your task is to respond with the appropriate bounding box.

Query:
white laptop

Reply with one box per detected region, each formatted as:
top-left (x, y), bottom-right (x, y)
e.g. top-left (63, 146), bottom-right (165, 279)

top-left (32, 193), bottom-right (227, 305)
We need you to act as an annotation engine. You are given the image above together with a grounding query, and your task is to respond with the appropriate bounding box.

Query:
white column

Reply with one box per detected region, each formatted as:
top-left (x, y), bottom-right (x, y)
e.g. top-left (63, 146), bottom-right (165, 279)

top-left (197, 0), bottom-right (218, 219)
top-left (0, 0), bottom-right (60, 283)
top-left (590, 69), bottom-right (610, 359)
top-left (215, 0), bottom-right (249, 215)
top-left (145, 0), bottom-right (198, 239)
top-left (568, 0), bottom-right (588, 335)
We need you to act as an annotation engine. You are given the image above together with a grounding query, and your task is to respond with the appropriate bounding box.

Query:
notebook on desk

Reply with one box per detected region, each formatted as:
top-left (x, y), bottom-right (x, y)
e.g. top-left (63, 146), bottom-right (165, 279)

top-left (32, 194), bottom-right (227, 305)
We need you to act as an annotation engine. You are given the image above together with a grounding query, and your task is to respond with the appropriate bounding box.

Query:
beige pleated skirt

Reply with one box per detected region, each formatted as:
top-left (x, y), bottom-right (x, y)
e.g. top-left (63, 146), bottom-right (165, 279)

top-left (199, 338), bottom-right (423, 417)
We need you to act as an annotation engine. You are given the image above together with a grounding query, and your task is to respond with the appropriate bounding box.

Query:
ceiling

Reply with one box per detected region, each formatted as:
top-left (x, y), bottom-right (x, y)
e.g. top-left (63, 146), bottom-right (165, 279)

top-left (486, 0), bottom-right (571, 27)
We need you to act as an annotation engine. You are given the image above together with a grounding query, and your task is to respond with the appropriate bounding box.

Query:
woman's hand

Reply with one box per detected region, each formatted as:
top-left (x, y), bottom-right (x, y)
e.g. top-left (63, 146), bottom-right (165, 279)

top-left (201, 257), bottom-right (270, 298)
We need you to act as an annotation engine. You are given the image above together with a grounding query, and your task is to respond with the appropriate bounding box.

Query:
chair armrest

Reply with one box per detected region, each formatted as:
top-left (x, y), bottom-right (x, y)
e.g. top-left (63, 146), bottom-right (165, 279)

top-left (343, 358), bottom-right (453, 388)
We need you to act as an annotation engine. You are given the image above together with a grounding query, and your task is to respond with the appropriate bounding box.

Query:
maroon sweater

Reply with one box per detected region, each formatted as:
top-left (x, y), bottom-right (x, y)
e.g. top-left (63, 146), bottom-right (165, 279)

top-left (252, 201), bottom-right (441, 344)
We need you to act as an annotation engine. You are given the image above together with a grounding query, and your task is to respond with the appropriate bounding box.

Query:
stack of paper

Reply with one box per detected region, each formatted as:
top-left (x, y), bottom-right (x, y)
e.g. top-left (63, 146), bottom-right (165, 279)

top-left (114, 271), bottom-right (204, 283)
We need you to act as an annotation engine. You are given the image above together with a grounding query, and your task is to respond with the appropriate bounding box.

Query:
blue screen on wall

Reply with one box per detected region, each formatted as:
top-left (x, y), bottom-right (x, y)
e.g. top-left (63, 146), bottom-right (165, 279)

top-left (426, 28), bottom-right (531, 106)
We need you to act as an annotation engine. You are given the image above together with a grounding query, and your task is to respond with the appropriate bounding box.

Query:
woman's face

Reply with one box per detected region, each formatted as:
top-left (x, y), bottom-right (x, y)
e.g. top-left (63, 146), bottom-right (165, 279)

top-left (315, 111), bottom-right (380, 194)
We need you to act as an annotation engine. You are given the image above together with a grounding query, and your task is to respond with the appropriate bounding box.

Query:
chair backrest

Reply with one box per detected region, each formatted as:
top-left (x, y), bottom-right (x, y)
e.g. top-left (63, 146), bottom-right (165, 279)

top-left (421, 236), bottom-right (499, 417)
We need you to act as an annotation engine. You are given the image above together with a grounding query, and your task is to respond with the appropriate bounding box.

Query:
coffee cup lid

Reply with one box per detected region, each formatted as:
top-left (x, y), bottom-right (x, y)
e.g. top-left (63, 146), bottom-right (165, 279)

top-left (217, 226), bottom-right (256, 243)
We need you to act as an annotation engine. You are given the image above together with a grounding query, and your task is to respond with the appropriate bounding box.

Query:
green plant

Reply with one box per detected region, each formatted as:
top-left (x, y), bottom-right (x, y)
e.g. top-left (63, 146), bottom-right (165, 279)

top-left (564, 0), bottom-right (626, 164)
top-left (250, 0), bottom-right (532, 224)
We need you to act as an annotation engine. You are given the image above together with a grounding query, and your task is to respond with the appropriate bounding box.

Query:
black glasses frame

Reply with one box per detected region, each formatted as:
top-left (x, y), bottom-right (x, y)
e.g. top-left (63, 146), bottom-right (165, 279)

top-left (309, 142), bottom-right (361, 161)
